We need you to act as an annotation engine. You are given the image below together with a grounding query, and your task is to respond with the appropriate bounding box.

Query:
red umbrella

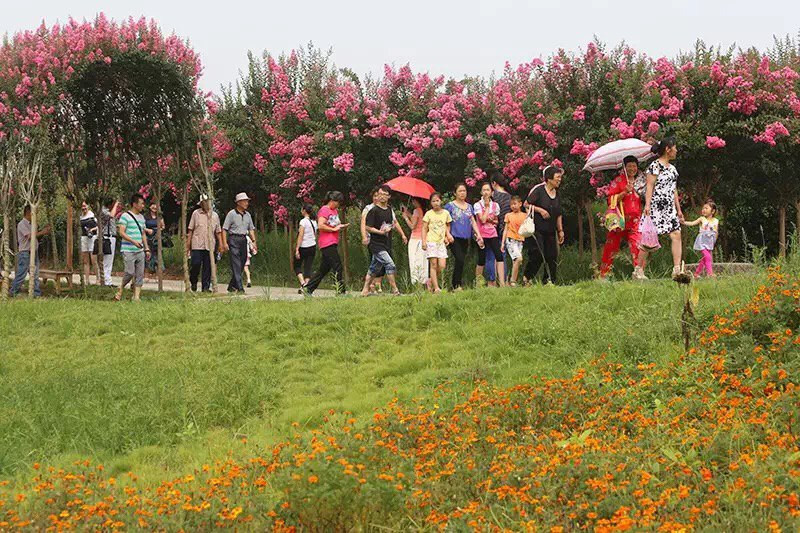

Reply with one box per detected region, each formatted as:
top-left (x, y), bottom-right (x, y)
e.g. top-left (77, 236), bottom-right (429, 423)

top-left (385, 176), bottom-right (435, 199)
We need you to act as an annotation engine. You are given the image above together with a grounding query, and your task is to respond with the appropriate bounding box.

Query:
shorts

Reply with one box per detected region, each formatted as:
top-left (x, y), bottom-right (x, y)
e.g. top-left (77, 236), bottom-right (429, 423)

top-left (81, 235), bottom-right (97, 253)
top-left (505, 238), bottom-right (524, 260)
top-left (122, 250), bottom-right (145, 287)
top-left (426, 241), bottom-right (448, 259)
top-left (369, 250), bottom-right (397, 276)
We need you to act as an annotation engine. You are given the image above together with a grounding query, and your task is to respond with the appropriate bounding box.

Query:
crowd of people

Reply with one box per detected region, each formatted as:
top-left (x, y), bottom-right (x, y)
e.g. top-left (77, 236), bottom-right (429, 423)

top-left (6, 137), bottom-right (721, 300)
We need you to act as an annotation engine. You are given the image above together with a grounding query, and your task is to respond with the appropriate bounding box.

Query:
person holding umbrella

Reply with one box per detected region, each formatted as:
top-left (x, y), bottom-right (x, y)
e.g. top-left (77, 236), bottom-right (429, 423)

top-left (598, 156), bottom-right (645, 280)
top-left (400, 196), bottom-right (429, 289)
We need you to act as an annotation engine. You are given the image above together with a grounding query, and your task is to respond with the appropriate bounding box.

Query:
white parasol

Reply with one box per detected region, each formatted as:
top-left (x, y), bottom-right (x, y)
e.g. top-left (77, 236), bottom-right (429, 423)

top-left (582, 138), bottom-right (655, 173)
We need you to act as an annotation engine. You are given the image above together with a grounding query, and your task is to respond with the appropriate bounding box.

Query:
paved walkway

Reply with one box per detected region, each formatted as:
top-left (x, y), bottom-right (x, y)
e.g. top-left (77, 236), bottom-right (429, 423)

top-left (20, 271), bottom-right (336, 301)
top-left (98, 274), bottom-right (336, 301)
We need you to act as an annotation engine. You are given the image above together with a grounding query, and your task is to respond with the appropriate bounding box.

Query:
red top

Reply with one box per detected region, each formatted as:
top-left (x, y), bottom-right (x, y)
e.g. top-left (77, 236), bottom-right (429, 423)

top-left (606, 173), bottom-right (642, 221)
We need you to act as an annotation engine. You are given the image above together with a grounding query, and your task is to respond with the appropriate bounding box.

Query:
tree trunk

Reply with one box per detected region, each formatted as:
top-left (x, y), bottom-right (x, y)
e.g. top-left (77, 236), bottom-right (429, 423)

top-left (66, 203), bottom-right (73, 272)
top-left (28, 204), bottom-right (38, 298)
top-left (341, 225), bottom-right (350, 286)
top-left (288, 215), bottom-right (295, 276)
top-left (47, 203), bottom-right (59, 268)
top-left (180, 186), bottom-right (190, 292)
top-left (795, 199), bottom-right (800, 248)
top-left (208, 212), bottom-right (218, 293)
top-left (1, 212), bottom-right (10, 300)
top-left (587, 203), bottom-right (598, 265)
top-left (155, 189), bottom-right (164, 293)
top-left (75, 206), bottom-right (85, 289)
top-left (779, 205), bottom-right (787, 258)
top-left (577, 202), bottom-right (585, 259)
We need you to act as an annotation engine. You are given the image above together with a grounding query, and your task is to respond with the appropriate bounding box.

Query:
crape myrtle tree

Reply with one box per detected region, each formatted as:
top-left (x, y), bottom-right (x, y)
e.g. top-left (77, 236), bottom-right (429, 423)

top-left (213, 36), bottom-right (800, 262)
top-left (0, 15), bottom-right (202, 293)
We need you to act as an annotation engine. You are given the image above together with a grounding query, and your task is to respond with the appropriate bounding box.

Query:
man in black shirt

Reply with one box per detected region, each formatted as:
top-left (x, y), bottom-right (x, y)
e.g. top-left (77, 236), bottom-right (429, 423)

top-left (361, 185), bottom-right (407, 296)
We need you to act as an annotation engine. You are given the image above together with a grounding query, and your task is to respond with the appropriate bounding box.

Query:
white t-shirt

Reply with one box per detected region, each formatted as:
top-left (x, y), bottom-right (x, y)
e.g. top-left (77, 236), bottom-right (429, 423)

top-left (299, 217), bottom-right (318, 248)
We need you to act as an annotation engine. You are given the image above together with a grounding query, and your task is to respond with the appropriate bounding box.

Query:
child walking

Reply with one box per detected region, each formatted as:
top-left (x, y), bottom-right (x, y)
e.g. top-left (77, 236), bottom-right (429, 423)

top-left (501, 196), bottom-right (527, 286)
top-left (422, 193), bottom-right (453, 293)
top-left (683, 200), bottom-right (719, 278)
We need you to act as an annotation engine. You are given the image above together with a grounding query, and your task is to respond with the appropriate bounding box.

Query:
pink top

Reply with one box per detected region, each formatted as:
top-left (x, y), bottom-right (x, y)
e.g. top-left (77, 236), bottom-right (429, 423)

top-left (317, 205), bottom-right (341, 249)
top-left (473, 200), bottom-right (500, 239)
top-left (411, 207), bottom-right (424, 239)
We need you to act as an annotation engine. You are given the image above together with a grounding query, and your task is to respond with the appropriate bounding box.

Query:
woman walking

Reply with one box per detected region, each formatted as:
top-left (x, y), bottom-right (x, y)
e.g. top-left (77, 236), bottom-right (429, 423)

top-left (294, 203), bottom-right (318, 288)
top-left (524, 166), bottom-right (565, 284)
top-left (144, 202), bottom-right (164, 273)
top-left (639, 137), bottom-right (685, 280)
top-left (401, 197), bottom-right (429, 289)
top-left (79, 201), bottom-right (100, 285)
top-left (474, 183), bottom-right (505, 287)
top-left (445, 183), bottom-right (484, 290)
top-left (304, 191), bottom-right (349, 295)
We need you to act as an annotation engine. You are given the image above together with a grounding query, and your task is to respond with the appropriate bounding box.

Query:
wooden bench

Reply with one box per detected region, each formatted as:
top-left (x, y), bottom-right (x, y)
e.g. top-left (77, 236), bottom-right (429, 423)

top-left (39, 269), bottom-right (74, 295)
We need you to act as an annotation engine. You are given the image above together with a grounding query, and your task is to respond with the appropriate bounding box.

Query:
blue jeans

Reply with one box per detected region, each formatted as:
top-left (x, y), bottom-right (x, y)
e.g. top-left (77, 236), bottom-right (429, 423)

top-left (369, 250), bottom-right (396, 276)
top-left (10, 250), bottom-right (41, 297)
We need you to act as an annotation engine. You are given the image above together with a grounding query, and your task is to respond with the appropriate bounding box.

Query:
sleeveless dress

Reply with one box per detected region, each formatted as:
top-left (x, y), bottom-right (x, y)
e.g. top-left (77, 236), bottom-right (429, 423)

top-left (693, 217), bottom-right (719, 251)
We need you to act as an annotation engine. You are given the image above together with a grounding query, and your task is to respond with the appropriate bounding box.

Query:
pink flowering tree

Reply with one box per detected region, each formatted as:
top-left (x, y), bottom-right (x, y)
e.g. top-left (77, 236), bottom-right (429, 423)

top-left (0, 14), bottom-right (202, 281)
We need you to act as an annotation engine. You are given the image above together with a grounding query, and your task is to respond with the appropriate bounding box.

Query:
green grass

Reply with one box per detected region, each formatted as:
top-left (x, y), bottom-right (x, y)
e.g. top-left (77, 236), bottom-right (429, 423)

top-left (0, 270), bottom-right (762, 485)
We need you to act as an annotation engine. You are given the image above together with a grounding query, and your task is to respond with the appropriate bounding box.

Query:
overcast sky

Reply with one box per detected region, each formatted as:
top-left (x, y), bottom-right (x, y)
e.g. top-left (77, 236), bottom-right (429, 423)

top-left (4, 0), bottom-right (799, 93)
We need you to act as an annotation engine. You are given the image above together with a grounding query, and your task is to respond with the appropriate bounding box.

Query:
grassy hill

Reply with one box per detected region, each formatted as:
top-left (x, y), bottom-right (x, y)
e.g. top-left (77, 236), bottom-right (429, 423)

top-left (2, 267), bottom-right (799, 530)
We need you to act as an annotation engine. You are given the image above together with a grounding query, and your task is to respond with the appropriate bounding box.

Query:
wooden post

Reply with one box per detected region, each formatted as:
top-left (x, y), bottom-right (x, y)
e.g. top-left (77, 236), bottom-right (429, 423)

top-left (66, 203), bottom-right (73, 272)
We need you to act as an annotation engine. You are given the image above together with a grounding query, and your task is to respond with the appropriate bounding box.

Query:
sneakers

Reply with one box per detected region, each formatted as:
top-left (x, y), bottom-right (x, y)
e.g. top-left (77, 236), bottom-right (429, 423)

top-left (632, 267), bottom-right (648, 281)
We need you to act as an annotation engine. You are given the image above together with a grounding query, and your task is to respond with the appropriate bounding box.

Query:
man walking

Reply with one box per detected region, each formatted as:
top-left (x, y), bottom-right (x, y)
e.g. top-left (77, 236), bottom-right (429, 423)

top-left (115, 193), bottom-right (150, 302)
top-left (186, 194), bottom-right (223, 292)
top-left (361, 185), bottom-right (407, 296)
top-left (221, 192), bottom-right (257, 294)
top-left (9, 205), bottom-right (51, 297)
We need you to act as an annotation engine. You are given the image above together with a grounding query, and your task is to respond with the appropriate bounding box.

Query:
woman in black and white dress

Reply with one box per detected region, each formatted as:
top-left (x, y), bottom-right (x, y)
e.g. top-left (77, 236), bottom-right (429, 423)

top-left (639, 137), bottom-right (685, 279)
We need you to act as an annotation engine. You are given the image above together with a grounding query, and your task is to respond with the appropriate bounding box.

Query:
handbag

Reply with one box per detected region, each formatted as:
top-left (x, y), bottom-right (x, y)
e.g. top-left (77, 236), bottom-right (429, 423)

top-left (102, 238), bottom-right (112, 255)
top-left (518, 211), bottom-right (536, 238)
top-left (92, 238), bottom-right (100, 255)
top-left (604, 194), bottom-right (626, 232)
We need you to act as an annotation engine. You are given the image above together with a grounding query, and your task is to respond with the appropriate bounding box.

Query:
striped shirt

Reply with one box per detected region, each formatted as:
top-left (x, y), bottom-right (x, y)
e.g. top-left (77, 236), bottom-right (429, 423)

top-left (119, 211), bottom-right (145, 253)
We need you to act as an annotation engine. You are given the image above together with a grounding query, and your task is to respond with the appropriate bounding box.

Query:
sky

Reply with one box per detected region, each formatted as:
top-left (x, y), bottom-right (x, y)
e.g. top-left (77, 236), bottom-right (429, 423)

top-left (3, 0), bottom-right (800, 93)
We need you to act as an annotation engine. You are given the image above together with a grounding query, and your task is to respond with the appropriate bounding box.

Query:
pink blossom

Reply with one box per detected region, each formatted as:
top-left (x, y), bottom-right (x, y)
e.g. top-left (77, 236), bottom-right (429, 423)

top-left (753, 121), bottom-right (790, 146)
top-left (333, 152), bottom-right (354, 172)
top-left (705, 136), bottom-right (726, 150)
top-left (467, 152), bottom-right (476, 160)
top-left (572, 105), bottom-right (586, 121)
